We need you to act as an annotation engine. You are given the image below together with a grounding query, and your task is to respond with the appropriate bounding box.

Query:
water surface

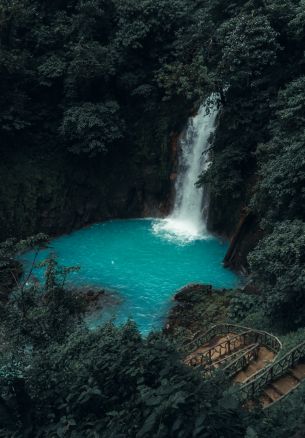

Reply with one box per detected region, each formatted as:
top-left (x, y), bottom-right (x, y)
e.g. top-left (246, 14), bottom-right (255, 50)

top-left (22, 219), bottom-right (238, 333)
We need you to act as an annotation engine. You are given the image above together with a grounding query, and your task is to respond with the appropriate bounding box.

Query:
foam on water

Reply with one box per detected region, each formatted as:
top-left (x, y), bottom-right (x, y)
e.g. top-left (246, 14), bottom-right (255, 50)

top-left (152, 218), bottom-right (210, 242)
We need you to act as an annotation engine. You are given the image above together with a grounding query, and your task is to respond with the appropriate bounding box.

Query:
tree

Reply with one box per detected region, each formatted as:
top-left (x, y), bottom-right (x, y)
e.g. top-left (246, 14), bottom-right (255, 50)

top-left (215, 11), bottom-right (280, 89)
top-left (254, 76), bottom-right (305, 222)
top-left (0, 320), bottom-right (251, 437)
top-left (61, 101), bottom-right (125, 155)
top-left (248, 221), bottom-right (305, 328)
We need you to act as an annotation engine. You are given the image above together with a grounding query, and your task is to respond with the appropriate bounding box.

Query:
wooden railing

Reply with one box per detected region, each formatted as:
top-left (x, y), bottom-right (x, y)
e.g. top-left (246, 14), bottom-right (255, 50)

top-left (223, 344), bottom-right (260, 378)
top-left (251, 330), bottom-right (282, 355)
top-left (212, 343), bottom-right (256, 369)
top-left (240, 340), bottom-right (305, 401)
top-left (200, 343), bottom-right (260, 378)
top-left (186, 331), bottom-right (251, 367)
top-left (182, 323), bottom-right (282, 357)
top-left (182, 324), bottom-right (232, 354)
top-left (182, 323), bottom-right (247, 355)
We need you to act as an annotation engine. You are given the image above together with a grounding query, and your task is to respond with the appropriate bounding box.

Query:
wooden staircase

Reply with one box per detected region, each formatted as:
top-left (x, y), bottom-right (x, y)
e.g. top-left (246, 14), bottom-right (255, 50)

top-left (249, 361), bottom-right (305, 408)
top-left (183, 323), bottom-right (281, 382)
top-left (184, 323), bottom-right (305, 408)
top-left (240, 340), bottom-right (305, 408)
top-left (234, 347), bottom-right (275, 383)
top-left (185, 332), bottom-right (252, 368)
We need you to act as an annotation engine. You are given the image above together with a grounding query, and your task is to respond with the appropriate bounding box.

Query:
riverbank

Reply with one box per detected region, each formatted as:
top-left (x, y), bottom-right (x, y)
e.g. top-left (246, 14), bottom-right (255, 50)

top-left (165, 283), bottom-right (235, 337)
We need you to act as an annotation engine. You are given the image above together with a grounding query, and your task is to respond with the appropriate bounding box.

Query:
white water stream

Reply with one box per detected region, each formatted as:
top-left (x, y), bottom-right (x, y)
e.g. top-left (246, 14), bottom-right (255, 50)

top-left (154, 99), bottom-right (218, 241)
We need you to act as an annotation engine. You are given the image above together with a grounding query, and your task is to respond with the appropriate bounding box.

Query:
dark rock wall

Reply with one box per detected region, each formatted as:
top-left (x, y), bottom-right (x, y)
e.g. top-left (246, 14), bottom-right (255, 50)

top-left (0, 146), bottom-right (170, 241)
top-left (223, 211), bottom-right (263, 273)
top-left (0, 98), bottom-right (193, 241)
top-left (208, 194), bottom-right (262, 272)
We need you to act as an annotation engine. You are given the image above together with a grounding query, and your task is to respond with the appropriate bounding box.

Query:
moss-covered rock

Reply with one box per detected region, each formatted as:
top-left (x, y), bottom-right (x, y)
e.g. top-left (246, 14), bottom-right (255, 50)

top-left (165, 283), bottom-right (233, 336)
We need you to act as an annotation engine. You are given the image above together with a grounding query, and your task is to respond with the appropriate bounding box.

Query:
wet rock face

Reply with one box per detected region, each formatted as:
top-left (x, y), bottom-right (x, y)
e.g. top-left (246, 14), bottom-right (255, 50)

top-left (0, 140), bottom-right (172, 241)
top-left (207, 195), bottom-right (244, 239)
top-left (0, 99), bottom-right (192, 242)
top-left (223, 211), bottom-right (264, 273)
top-left (207, 197), bottom-right (263, 272)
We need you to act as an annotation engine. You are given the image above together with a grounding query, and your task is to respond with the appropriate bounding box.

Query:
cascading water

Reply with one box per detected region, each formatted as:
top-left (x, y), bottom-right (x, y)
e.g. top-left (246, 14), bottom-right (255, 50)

top-left (154, 98), bottom-right (218, 241)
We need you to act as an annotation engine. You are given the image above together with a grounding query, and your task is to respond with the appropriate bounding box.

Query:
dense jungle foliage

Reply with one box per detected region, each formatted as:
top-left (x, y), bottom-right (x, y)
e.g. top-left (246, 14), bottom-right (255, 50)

top-left (2, 0), bottom-right (305, 436)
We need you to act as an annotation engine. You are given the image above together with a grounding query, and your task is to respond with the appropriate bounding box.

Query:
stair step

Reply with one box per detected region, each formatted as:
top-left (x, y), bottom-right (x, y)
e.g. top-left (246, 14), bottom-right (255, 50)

top-left (289, 369), bottom-right (301, 382)
top-left (200, 342), bottom-right (210, 349)
top-left (264, 386), bottom-right (282, 402)
top-left (270, 382), bottom-right (284, 396)
top-left (257, 347), bottom-right (275, 363)
top-left (243, 369), bottom-right (255, 378)
top-left (272, 374), bottom-right (299, 394)
top-left (234, 371), bottom-right (248, 383)
top-left (290, 363), bottom-right (305, 381)
top-left (236, 360), bottom-right (262, 380)
top-left (260, 392), bottom-right (273, 408)
top-left (286, 372), bottom-right (300, 385)
top-left (247, 363), bottom-right (258, 373)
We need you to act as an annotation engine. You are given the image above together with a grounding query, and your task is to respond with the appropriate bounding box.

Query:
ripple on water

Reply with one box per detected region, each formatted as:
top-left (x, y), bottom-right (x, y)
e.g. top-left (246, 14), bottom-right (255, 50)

top-left (21, 219), bottom-right (239, 333)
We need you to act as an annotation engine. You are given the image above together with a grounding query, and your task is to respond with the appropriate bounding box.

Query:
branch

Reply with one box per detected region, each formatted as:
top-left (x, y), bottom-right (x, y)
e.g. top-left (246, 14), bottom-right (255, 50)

top-left (10, 269), bottom-right (20, 289)
top-left (20, 249), bottom-right (39, 293)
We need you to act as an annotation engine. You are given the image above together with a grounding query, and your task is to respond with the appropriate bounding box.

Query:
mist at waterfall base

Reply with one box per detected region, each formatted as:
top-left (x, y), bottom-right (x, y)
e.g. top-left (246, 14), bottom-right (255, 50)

top-left (21, 100), bottom-right (239, 333)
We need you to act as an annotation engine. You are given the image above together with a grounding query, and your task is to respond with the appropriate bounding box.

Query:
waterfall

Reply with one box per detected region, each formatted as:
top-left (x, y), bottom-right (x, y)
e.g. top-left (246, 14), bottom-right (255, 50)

top-left (154, 98), bottom-right (218, 241)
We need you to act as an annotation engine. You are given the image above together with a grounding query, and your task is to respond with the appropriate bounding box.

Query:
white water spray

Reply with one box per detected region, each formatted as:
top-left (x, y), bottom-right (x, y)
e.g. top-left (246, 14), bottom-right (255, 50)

top-left (154, 98), bottom-right (218, 241)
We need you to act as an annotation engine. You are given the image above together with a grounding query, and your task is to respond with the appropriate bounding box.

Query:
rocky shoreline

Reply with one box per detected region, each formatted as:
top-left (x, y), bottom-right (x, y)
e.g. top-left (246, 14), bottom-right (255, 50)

top-left (165, 283), bottom-right (233, 336)
top-left (66, 285), bottom-right (122, 317)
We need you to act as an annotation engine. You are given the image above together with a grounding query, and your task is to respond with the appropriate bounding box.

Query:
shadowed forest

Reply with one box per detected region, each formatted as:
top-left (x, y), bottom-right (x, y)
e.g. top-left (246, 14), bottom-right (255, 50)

top-left (1, 0), bottom-right (305, 436)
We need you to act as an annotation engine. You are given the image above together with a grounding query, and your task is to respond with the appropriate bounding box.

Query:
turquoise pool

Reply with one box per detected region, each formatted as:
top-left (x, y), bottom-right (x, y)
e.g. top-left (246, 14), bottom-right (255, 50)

top-left (21, 219), bottom-right (238, 333)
